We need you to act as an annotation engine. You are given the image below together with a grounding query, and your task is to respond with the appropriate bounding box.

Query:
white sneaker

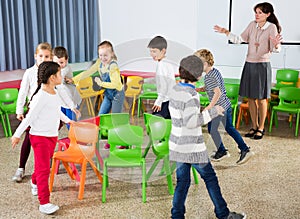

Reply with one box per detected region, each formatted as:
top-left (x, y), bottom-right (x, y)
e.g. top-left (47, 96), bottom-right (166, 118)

top-left (31, 180), bottom-right (38, 196)
top-left (12, 168), bottom-right (24, 182)
top-left (39, 203), bottom-right (59, 214)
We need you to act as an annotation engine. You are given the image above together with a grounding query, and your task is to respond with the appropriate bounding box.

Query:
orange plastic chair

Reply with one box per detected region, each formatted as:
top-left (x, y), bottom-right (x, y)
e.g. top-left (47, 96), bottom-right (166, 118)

top-left (124, 76), bottom-right (143, 116)
top-left (236, 99), bottom-right (270, 129)
top-left (75, 76), bottom-right (104, 116)
top-left (49, 122), bottom-right (103, 200)
top-left (54, 116), bottom-right (102, 181)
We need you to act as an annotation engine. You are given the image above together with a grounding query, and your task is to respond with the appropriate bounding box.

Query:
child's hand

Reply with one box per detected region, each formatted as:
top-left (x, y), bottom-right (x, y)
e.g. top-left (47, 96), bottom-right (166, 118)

top-left (195, 87), bottom-right (205, 92)
top-left (65, 77), bottom-right (74, 84)
top-left (16, 114), bottom-right (24, 121)
top-left (72, 108), bottom-right (81, 120)
top-left (215, 105), bottom-right (224, 116)
top-left (152, 105), bottom-right (161, 112)
top-left (11, 136), bottom-right (20, 149)
top-left (94, 77), bottom-right (102, 85)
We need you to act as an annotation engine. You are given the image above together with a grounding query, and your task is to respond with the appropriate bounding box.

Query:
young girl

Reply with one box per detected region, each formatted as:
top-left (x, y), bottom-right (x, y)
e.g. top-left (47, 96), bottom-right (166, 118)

top-left (12, 42), bottom-right (52, 182)
top-left (70, 40), bottom-right (124, 115)
top-left (11, 61), bottom-right (73, 215)
top-left (12, 43), bottom-right (80, 183)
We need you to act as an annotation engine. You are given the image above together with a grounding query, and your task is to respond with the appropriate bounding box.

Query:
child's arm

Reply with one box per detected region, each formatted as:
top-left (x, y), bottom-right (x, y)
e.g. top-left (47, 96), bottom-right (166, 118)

top-left (16, 71), bottom-right (30, 120)
top-left (204, 87), bottom-right (221, 111)
top-left (183, 96), bottom-right (224, 129)
top-left (95, 63), bottom-right (122, 89)
top-left (72, 59), bottom-right (101, 84)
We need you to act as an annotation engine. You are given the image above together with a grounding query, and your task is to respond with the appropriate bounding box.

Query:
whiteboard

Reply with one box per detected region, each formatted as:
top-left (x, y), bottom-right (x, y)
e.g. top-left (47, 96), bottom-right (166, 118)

top-left (229, 0), bottom-right (300, 45)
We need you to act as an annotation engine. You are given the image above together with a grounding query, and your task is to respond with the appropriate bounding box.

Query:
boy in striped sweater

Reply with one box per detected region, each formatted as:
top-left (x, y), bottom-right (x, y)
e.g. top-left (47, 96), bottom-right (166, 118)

top-left (169, 55), bottom-right (246, 219)
top-left (194, 49), bottom-right (253, 164)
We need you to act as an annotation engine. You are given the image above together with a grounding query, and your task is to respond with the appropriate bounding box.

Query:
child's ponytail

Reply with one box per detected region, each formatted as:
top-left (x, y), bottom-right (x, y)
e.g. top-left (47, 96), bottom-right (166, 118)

top-left (30, 61), bottom-right (60, 101)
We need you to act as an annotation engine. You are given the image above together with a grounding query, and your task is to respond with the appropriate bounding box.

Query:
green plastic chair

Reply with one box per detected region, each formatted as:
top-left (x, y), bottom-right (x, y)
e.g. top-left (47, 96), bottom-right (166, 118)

top-left (143, 113), bottom-right (199, 185)
top-left (0, 109), bottom-right (8, 137)
top-left (199, 91), bottom-right (210, 107)
top-left (137, 83), bottom-right (158, 117)
top-left (0, 88), bottom-right (20, 136)
top-left (99, 113), bottom-right (130, 140)
top-left (102, 124), bottom-right (146, 203)
top-left (225, 83), bottom-right (240, 126)
top-left (146, 117), bottom-right (174, 194)
top-left (269, 87), bottom-right (300, 137)
top-left (270, 69), bottom-right (299, 110)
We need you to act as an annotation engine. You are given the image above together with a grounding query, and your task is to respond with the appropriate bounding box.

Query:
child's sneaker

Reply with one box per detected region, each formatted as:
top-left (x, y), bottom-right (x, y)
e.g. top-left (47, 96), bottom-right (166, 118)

top-left (211, 150), bottom-right (230, 161)
top-left (31, 180), bottom-right (38, 196)
top-left (12, 168), bottom-right (24, 182)
top-left (236, 148), bottom-right (254, 165)
top-left (39, 203), bottom-right (59, 214)
top-left (227, 211), bottom-right (246, 219)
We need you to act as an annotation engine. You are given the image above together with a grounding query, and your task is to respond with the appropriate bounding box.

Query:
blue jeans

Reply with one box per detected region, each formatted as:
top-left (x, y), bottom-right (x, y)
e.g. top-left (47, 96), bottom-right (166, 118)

top-left (208, 108), bottom-right (248, 152)
top-left (98, 89), bottom-right (125, 115)
top-left (171, 162), bottom-right (229, 219)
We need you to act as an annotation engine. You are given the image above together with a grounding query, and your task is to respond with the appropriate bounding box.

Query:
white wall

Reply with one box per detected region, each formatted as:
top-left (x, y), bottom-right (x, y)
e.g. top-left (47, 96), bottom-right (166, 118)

top-left (99, 0), bottom-right (300, 81)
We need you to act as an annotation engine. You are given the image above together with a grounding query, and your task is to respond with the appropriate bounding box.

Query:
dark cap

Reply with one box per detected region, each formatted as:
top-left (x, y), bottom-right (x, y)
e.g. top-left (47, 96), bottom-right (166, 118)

top-left (179, 55), bottom-right (203, 79)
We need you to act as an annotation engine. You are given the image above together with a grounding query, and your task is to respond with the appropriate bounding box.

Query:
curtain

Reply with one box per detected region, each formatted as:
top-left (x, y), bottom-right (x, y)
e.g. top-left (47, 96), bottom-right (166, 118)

top-left (0, 0), bottom-right (99, 71)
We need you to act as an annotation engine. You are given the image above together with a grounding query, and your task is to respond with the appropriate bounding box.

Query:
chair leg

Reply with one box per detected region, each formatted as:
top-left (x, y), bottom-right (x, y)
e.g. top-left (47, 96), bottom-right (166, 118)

top-left (78, 161), bottom-right (87, 200)
top-left (269, 110), bottom-right (275, 133)
top-left (163, 156), bottom-right (174, 195)
top-left (192, 167), bottom-right (199, 184)
top-left (0, 114), bottom-right (8, 137)
top-left (102, 161), bottom-right (108, 203)
top-left (142, 160), bottom-right (146, 203)
top-left (5, 114), bottom-right (12, 137)
top-left (295, 112), bottom-right (300, 137)
top-left (49, 158), bottom-right (56, 192)
top-left (236, 107), bottom-right (243, 129)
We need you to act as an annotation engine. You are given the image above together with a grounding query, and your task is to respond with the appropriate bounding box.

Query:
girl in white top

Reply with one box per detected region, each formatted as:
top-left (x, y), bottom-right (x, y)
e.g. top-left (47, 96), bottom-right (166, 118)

top-left (12, 43), bottom-right (80, 183)
top-left (12, 61), bottom-right (74, 215)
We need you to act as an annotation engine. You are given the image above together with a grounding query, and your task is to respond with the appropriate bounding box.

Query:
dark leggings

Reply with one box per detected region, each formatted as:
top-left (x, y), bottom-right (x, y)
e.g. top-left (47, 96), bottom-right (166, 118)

top-left (19, 129), bottom-right (31, 169)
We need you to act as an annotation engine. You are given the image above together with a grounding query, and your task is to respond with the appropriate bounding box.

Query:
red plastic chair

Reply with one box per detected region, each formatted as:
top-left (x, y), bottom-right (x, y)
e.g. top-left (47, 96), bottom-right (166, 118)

top-left (54, 116), bottom-right (102, 182)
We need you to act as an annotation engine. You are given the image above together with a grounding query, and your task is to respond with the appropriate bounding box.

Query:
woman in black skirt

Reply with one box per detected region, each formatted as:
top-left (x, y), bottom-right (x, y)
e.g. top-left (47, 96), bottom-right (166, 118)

top-left (214, 2), bottom-right (282, 140)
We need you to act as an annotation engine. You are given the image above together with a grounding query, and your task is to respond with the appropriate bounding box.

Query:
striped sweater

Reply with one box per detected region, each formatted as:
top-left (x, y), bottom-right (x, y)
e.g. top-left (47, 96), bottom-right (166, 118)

top-left (168, 83), bottom-right (219, 163)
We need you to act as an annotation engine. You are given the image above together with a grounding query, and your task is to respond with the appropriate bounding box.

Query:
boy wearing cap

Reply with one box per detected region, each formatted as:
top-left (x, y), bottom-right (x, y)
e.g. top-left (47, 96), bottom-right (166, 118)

top-left (147, 36), bottom-right (176, 119)
top-left (168, 55), bottom-right (246, 219)
top-left (194, 49), bottom-right (253, 164)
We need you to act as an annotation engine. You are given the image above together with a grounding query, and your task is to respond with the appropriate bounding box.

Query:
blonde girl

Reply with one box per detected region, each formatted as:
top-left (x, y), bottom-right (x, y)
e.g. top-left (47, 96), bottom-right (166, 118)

top-left (71, 40), bottom-right (124, 115)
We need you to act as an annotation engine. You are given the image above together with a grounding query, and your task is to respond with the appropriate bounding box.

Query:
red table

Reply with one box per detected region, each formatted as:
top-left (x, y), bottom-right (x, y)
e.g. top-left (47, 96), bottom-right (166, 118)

top-left (0, 80), bottom-right (21, 89)
top-left (121, 70), bottom-right (156, 78)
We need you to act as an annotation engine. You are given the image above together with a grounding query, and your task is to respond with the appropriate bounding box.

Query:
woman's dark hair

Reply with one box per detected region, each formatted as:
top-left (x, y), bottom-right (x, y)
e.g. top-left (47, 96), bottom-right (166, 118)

top-left (179, 66), bottom-right (199, 83)
top-left (30, 61), bottom-right (60, 101)
top-left (254, 2), bottom-right (281, 33)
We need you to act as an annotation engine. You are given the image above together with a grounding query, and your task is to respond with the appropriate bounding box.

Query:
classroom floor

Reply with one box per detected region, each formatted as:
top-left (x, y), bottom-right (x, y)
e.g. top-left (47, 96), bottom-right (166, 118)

top-left (1, 99), bottom-right (300, 219)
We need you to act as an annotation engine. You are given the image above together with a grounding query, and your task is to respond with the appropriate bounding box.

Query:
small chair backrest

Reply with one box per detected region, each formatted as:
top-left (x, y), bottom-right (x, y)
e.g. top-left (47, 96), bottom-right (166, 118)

top-left (143, 113), bottom-right (164, 134)
top-left (225, 83), bottom-right (240, 105)
top-left (69, 122), bottom-right (99, 159)
top-left (0, 88), bottom-right (19, 112)
top-left (275, 69), bottom-right (299, 89)
top-left (148, 118), bottom-right (172, 156)
top-left (125, 76), bottom-right (143, 97)
top-left (99, 113), bottom-right (130, 138)
top-left (79, 116), bottom-right (100, 126)
top-left (108, 124), bottom-right (144, 157)
top-left (142, 83), bottom-right (157, 93)
top-left (278, 87), bottom-right (300, 109)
